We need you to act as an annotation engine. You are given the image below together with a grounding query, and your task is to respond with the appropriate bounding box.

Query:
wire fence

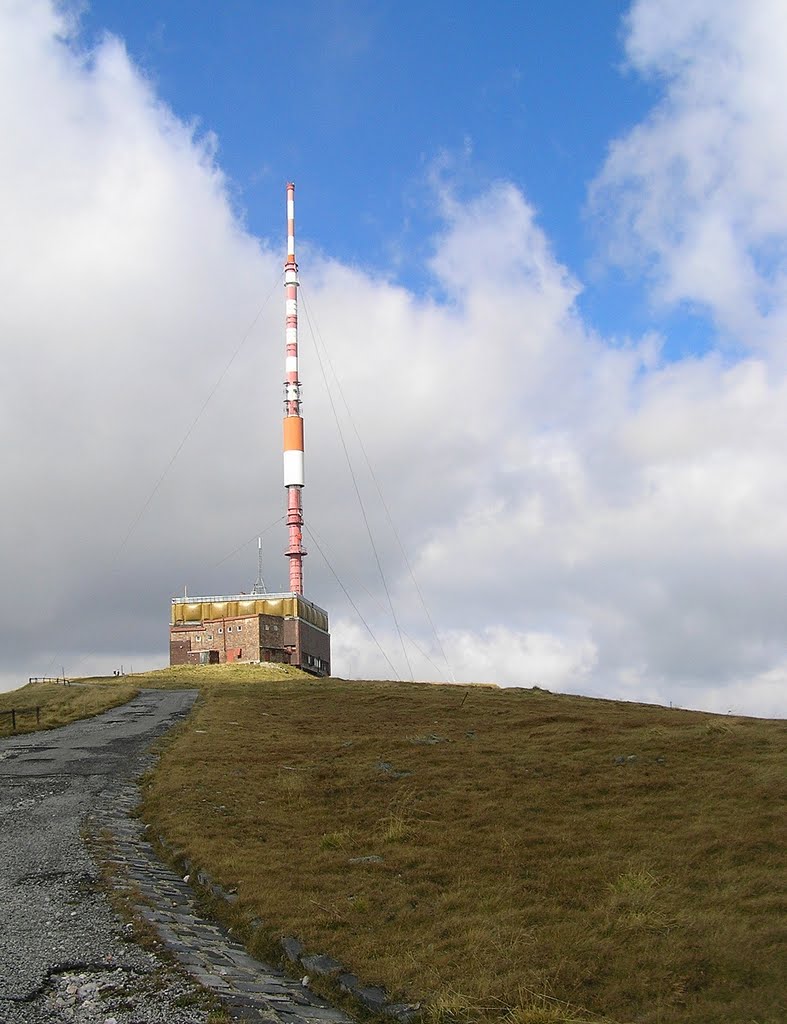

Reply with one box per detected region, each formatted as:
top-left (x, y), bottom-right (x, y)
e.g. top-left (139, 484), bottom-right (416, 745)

top-left (0, 706), bottom-right (41, 732)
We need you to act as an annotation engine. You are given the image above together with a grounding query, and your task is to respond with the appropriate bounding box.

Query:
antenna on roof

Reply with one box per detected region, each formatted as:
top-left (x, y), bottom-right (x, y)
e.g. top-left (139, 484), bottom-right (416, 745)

top-left (252, 537), bottom-right (267, 594)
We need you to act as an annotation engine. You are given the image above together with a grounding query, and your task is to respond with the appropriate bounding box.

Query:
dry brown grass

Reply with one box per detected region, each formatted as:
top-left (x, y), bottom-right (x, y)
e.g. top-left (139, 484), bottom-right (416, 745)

top-left (121, 670), bottom-right (784, 1023)
top-left (0, 680), bottom-right (139, 736)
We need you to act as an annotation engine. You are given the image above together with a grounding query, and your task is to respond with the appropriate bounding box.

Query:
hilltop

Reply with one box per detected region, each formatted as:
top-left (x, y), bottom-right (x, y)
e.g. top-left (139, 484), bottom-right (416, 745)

top-left (130, 666), bottom-right (784, 1024)
top-left (4, 665), bottom-right (784, 1022)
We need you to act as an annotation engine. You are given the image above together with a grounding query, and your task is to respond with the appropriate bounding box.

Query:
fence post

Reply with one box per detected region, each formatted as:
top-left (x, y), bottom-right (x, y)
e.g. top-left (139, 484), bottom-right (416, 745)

top-left (11, 709), bottom-right (16, 732)
top-left (36, 706), bottom-right (41, 725)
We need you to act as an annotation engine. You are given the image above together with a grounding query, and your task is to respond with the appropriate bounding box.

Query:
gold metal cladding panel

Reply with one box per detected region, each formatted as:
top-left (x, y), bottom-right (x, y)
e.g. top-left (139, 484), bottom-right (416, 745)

top-left (178, 603), bottom-right (206, 623)
top-left (171, 597), bottom-right (327, 631)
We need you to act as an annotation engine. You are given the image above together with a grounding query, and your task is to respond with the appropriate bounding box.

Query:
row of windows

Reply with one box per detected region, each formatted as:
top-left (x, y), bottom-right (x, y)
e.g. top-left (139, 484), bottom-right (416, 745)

top-left (193, 625), bottom-right (248, 643)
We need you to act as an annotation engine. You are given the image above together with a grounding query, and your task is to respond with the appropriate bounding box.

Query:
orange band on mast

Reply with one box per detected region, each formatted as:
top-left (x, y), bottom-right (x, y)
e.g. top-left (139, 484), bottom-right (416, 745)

top-left (283, 416), bottom-right (304, 451)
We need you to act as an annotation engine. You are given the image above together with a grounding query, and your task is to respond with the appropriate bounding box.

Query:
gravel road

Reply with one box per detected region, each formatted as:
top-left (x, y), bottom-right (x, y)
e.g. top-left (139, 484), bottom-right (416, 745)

top-left (0, 688), bottom-right (214, 1024)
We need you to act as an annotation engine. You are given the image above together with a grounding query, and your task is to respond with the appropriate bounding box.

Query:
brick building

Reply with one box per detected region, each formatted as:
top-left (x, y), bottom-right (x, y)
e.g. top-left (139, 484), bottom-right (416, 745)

top-left (170, 593), bottom-right (330, 676)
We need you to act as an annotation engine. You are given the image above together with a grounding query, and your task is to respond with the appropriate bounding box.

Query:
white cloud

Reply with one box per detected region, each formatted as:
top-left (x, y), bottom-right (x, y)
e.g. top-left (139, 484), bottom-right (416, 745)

top-left (591, 0), bottom-right (787, 355)
top-left (443, 627), bottom-right (598, 691)
top-left (0, 1), bottom-right (784, 720)
top-left (304, 177), bottom-right (787, 716)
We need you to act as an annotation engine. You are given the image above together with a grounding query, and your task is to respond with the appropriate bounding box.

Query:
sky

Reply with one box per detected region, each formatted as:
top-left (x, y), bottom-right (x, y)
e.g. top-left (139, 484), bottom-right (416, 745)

top-left (1, 0), bottom-right (786, 717)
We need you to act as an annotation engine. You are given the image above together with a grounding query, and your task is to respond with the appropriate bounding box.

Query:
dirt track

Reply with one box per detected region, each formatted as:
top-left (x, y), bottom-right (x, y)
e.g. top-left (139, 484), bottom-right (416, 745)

top-left (0, 688), bottom-right (354, 1024)
top-left (0, 689), bottom-right (210, 1023)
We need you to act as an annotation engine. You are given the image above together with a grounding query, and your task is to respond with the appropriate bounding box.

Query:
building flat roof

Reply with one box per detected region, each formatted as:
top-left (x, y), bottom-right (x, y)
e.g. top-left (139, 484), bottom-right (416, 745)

top-left (170, 593), bottom-right (329, 631)
top-left (171, 592), bottom-right (324, 609)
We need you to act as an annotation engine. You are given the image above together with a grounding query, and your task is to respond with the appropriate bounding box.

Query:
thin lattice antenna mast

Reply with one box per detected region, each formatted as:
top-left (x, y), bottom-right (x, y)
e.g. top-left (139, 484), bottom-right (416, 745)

top-left (252, 536), bottom-right (267, 595)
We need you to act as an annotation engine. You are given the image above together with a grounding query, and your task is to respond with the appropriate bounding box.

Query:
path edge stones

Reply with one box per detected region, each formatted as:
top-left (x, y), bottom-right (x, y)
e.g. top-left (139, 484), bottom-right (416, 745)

top-left (150, 831), bottom-right (422, 1024)
top-left (83, 695), bottom-right (353, 1024)
top-left (82, 689), bottom-right (421, 1023)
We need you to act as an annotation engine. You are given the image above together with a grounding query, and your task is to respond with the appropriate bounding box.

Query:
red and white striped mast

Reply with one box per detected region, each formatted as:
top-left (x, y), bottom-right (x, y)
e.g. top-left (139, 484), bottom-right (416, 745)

top-left (283, 182), bottom-right (305, 594)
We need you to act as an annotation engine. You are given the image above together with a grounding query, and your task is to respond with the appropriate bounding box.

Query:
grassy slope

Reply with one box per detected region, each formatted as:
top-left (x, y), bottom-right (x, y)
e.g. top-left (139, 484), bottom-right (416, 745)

top-left (87, 662), bottom-right (310, 689)
top-left (0, 680), bottom-right (139, 736)
top-left (132, 668), bottom-right (786, 1024)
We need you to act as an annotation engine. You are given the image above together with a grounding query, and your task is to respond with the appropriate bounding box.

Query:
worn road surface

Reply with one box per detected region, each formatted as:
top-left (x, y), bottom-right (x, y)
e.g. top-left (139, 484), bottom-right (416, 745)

top-left (0, 690), bottom-right (354, 1024)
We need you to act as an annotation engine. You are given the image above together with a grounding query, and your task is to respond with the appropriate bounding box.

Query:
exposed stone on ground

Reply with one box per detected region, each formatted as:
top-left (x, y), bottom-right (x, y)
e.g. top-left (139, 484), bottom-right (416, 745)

top-left (281, 935), bottom-right (305, 963)
top-left (337, 972), bottom-right (359, 994)
top-left (355, 985), bottom-right (388, 1013)
top-left (300, 954), bottom-right (343, 977)
top-left (376, 761), bottom-right (412, 779)
top-left (39, 966), bottom-right (213, 1024)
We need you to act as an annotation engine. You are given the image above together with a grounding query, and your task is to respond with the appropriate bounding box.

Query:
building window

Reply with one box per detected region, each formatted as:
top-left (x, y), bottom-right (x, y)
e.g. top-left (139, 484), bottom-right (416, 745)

top-left (195, 636), bottom-right (201, 643)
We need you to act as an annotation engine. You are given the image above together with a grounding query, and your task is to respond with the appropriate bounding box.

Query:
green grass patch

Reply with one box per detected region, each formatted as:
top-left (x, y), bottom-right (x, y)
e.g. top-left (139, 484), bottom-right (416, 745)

top-left (0, 680), bottom-right (139, 736)
top-left (126, 673), bottom-right (786, 1024)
